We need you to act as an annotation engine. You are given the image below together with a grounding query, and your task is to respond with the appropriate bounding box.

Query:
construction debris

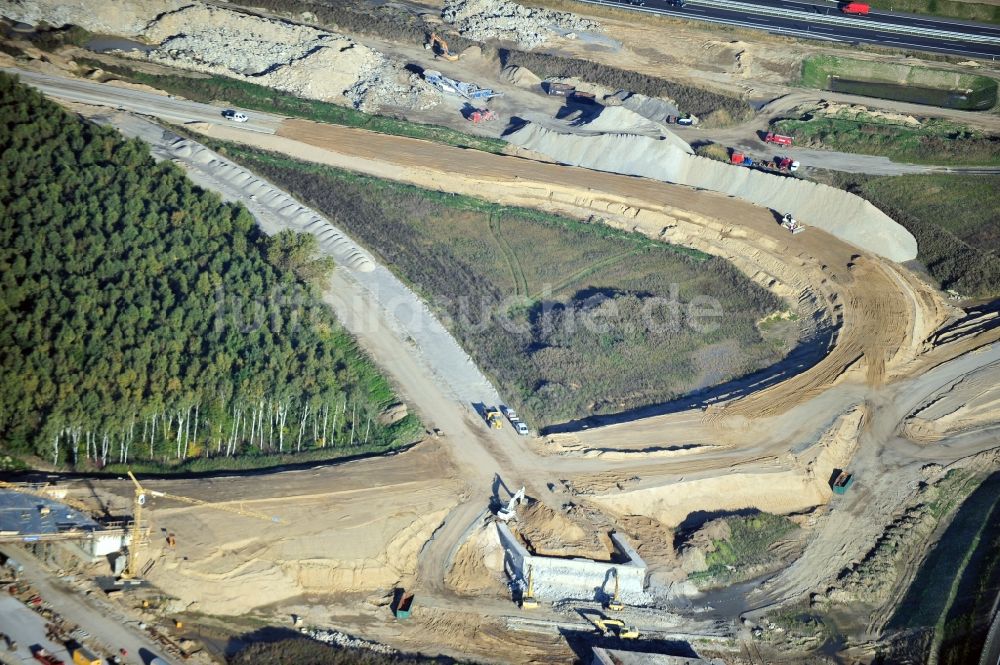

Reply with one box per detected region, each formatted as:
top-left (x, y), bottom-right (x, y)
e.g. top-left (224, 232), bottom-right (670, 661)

top-left (424, 69), bottom-right (503, 101)
top-left (441, 0), bottom-right (601, 49)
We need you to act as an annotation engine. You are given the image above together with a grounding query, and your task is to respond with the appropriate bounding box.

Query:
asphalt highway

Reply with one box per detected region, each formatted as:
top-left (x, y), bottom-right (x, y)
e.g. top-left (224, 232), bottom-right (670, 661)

top-left (581, 0), bottom-right (1000, 58)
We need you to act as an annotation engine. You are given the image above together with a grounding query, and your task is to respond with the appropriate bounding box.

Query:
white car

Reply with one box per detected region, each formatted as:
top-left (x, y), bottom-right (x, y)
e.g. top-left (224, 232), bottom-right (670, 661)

top-left (222, 109), bottom-right (248, 122)
top-left (515, 421), bottom-right (529, 436)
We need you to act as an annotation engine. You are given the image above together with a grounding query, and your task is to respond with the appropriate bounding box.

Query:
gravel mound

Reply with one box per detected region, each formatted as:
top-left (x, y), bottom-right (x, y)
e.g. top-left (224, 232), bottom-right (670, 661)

top-left (442, 0), bottom-right (601, 49)
top-left (137, 4), bottom-right (438, 113)
top-left (506, 123), bottom-right (917, 262)
top-left (0, 0), bottom-right (185, 35)
top-left (569, 106), bottom-right (693, 152)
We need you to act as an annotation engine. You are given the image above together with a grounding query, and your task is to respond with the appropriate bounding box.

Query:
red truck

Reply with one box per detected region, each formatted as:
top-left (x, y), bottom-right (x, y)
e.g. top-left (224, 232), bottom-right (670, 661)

top-left (764, 132), bottom-right (793, 146)
top-left (840, 2), bottom-right (870, 14)
top-left (31, 647), bottom-right (64, 665)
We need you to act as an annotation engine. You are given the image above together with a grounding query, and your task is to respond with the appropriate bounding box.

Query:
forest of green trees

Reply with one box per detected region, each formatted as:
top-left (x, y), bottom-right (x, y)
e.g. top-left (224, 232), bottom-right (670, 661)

top-left (0, 73), bottom-right (418, 471)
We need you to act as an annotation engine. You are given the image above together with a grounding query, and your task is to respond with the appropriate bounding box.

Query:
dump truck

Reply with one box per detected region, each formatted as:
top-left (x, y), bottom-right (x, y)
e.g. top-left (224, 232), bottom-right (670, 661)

top-left (764, 132), bottom-right (793, 146)
top-left (70, 645), bottom-right (100, 665)
top-left (730, 152), bottom-right (754, 166)
top-left (545, 82), bottom-right (575, 96)
top-left (396, 592), bottom-right (414, 619)
top-left (833, 471), bottom-right (855, 494)
top-left (840, 2), bottom-right (870, 14)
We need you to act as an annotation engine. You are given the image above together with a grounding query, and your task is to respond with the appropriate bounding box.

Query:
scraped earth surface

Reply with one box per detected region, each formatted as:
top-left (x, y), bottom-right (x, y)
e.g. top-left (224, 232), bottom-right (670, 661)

top-left (79, 443), bottom-right (461, 616)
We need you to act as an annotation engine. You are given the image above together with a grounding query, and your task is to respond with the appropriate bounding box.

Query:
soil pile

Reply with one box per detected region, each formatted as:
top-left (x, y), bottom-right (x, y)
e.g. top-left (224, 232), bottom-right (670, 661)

top-left (504, 121), bottom-right (917, 262)
top-left (513, 500), bottom-right (610, 559)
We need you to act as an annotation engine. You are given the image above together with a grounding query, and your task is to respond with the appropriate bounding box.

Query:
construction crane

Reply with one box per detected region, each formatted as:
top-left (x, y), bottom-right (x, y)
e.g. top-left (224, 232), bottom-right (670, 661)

top-left (606, 568), bottom-right (624, 611)
top-left (592, 617), bottom-right (639, 640)
top-left (426, 32), bottom-right (459, 61)
top-left (122, 471), bottom-right (281, 580)
top-left (520, 565), bottom-right (539, 609)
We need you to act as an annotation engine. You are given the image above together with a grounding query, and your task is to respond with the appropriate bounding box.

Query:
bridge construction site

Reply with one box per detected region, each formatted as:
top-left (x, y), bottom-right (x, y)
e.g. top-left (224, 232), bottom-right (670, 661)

top-left (1, 0), bottom-right (999, 662)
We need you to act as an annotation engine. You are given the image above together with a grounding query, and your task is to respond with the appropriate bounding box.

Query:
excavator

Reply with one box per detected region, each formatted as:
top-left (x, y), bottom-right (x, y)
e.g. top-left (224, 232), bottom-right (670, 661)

top-left (605, 568), bottom-right (624, 611)
top-left (520, 565), bottom-right (539, 609)
top-left (592, 617), bottom-right (639, 640)
top-left (121, 471), bottom-right (281, 580)
top-left (484, 408), bottom-right (504, 429)
top-left (426, 32), bottom-right (459, 61)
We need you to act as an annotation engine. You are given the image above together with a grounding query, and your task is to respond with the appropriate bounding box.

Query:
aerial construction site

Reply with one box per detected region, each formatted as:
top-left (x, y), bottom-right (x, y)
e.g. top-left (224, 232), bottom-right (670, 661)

top-left (0, 0), bottom-right (999, 663)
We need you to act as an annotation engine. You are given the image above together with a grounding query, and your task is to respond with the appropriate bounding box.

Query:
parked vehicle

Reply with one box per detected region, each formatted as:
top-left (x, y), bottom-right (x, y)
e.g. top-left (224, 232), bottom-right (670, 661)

top-left (764, 132), bottom-right (793, 146)
top-left (221, 109), bottom-right (248, 122)
top-left (839, 2), bottom-right (870, 15)
top-left (515, 422), bottom-right (529, 436)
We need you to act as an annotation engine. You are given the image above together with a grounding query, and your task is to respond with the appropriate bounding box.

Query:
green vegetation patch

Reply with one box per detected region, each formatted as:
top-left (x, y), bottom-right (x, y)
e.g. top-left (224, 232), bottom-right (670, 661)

top-left (76, 59), bottom-right (507, 154)
top-left (823, 171), bottom-right (1000, 298)
top-left (889, 472), bottom-right (1000, 663)
top-left (865, 0), bottom-right (1000, 24)
top-left (800, 56), bottom-right (997, 111)
top-left (205, 140), bottom-right (788, 428)
top-left (772, 112), bottom-right (1000, 166)
top-left (0, 72), bottom-right (419, 471)
top-left (231, 638), bottom-right (460, 664)
top-left (688, 513), bottom-right (799, 588)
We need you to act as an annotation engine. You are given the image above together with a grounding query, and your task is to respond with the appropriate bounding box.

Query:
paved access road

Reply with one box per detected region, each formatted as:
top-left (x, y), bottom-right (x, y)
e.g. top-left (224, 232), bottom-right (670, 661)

top-left (3, 68), bottom-right (282, 135)
top-left (584, 0), bottom-right (1000, 58)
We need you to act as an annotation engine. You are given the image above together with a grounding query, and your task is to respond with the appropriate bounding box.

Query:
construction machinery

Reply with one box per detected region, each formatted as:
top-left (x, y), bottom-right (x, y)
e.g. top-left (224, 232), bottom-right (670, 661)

top-left (497, 486), bottom-right (525, 521)
top-left (467, 108), bottom-right (496, 124)
top-left (605, 568), bottom-right (624, 611)
top-left (484, 408), bottom-right (504, 429)
top-left (781, 213), bottom-right (805, 235)
top-left (833, 471), bottom-right (855, 494)
top-left (424, 70), bottom-right (502, 102)
top-left (426, 32), bottom-right (459, 61)
top-left (764, 132), bottom-right (793, 146)
top-left (520, 565), bottom-right (539, 609)
top-left (122, 471), bottom-right (280, 580)
top-left (395, 591), bottom-right (415, 619)
top-left (592, 617), bottom-right (639, 640)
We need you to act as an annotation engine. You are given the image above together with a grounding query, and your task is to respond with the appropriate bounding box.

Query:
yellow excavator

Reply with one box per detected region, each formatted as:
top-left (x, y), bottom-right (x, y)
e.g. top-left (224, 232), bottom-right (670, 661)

top-left (426, 32), bottom-right (459, 61)
top-left (606, 568), bottom-right (624, 611)
top-left (122, 471), bottom-right (281, 580)
top-left (520, 565), bottom-right (539, 609)
top-left (593, 617), bottom-right (639, 640)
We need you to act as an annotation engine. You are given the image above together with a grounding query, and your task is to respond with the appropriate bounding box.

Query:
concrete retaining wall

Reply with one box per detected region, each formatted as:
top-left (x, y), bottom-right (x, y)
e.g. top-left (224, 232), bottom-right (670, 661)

top-left (496, 523), bottom-right (646, 602)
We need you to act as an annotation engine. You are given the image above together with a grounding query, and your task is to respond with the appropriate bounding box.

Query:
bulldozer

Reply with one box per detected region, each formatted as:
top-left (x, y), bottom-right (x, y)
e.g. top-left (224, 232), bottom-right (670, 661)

top-left (592, 617), bottom-right (639, 640)
top-left (781, 212), bottom-right (805, 235)
top-left (426, 32), bottom-right (459, 61)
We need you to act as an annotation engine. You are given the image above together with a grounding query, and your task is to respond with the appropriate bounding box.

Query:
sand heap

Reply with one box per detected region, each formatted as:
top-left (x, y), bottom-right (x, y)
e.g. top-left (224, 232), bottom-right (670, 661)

top-left (442, 0), bottom-right (600, 49)
top-left (505, 122), bottom-right (917, 262)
